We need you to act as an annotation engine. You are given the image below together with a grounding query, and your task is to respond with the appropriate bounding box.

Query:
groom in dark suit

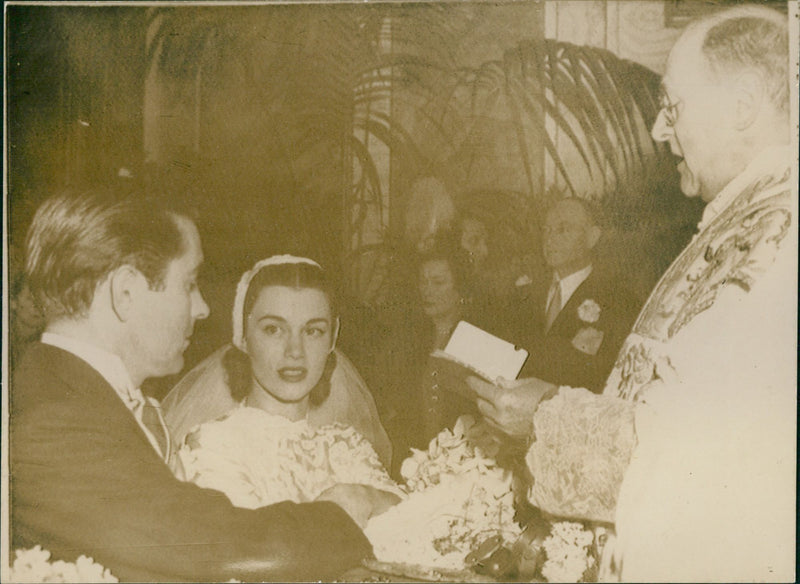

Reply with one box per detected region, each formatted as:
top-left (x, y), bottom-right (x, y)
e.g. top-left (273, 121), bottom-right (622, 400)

top-left (511, 198), bottom-right (640, 393)
top-left (9, 190), bottom-right (385, 582)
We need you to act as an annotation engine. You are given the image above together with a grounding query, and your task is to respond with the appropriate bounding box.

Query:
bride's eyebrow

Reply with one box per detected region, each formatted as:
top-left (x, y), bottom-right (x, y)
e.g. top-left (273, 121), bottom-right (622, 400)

top-left (255, 316), bottom-right (330, 325)
top-left (256, 314), bottom-right (286, 323)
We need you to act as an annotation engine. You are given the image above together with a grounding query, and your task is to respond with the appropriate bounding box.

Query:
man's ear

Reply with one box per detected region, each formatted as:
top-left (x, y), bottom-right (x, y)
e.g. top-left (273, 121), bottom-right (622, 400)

top-left (109, 265), bottom-right (147, 322)
top-left (732, 70), bottom-right (764, 130)
top-left (587, 225), bottom-right (602, 250)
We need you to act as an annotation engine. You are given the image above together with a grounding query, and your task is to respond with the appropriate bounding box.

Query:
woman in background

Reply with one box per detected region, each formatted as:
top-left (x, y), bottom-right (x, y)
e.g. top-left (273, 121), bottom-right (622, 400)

top-left (417, 244), bottom-right (484, 441)
top-left (373, 241), bottom-right (481, 475)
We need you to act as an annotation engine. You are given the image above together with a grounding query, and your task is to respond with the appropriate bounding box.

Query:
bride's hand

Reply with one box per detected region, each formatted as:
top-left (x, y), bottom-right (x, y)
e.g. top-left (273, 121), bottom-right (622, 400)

top-left (315, 483), bottom-right (401, 528)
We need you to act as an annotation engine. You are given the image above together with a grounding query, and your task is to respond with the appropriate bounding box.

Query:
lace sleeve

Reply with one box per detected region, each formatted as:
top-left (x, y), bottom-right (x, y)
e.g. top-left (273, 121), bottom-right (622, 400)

top-left (177, 421), bottom-right (267, 510)
top-left (525, 387), bottom-right (636, 523)
top-left (316, 424), bottom-right (405, 498)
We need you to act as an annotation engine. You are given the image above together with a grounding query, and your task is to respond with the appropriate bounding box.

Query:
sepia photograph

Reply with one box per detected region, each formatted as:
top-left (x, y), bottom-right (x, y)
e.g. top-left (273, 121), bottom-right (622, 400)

top-left (3, 0), bottom-right (797, 581)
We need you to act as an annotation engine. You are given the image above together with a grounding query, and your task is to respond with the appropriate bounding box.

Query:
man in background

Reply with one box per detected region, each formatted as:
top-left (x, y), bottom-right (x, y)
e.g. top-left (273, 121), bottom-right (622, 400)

top-left (510, 197), bottom-right (639, 392)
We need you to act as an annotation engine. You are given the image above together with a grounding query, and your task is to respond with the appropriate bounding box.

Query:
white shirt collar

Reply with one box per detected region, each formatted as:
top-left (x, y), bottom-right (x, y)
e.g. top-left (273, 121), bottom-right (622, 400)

top-left (551, 264), bottom-right (593, 312)
top-left (697, 145), bottom-right (792, 232)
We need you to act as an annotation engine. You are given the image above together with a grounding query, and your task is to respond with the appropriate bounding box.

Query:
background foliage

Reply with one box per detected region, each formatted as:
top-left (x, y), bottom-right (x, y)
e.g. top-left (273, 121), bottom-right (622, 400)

top-left (8, 4), bottom-right (703, 391)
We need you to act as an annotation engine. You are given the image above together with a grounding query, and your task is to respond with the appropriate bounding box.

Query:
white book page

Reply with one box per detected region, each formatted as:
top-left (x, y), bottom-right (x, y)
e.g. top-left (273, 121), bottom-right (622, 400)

top-left (442, 321), bottom-right (528, 382)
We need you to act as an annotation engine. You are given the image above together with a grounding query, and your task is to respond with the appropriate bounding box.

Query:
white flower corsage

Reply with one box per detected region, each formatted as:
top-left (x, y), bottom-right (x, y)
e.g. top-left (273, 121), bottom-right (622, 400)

top-left (577, 299), bottom-right (601, 323)
top-left (572, 326), bottom-right (604, 355)
top-left (515, 274), bottom-right (533, 287)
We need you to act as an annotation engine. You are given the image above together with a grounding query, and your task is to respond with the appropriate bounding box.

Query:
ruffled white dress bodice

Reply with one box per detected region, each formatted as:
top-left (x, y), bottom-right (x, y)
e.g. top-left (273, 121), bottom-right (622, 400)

top-left (178, 406), bottom-right (402, 509)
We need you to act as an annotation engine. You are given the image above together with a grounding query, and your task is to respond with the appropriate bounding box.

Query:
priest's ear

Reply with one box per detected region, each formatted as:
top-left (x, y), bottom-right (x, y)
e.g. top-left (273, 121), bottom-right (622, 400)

top-left (732, 69), bottom-right (764, 130)
top-left (109, 264), bottom-right (149, 321)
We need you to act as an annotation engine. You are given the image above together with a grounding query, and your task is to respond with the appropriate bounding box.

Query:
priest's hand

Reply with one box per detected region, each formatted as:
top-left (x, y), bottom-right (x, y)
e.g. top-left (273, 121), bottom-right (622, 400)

top-left (467, 376), bottom-right (558, 440)
top-left (315, 483), bottom-right (401, 528)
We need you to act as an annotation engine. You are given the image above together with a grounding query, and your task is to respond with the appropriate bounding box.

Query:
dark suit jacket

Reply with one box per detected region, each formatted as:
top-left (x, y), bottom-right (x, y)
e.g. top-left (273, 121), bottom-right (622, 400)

top-left (10, 342), bottom-right (373, 582)
top-left (509, 268), bottom-right (640, 393)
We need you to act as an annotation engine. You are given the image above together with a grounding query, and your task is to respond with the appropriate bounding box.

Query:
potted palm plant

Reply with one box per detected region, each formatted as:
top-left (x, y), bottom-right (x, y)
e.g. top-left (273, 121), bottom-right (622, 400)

top-left (143, 3), bottom-right (701, 307)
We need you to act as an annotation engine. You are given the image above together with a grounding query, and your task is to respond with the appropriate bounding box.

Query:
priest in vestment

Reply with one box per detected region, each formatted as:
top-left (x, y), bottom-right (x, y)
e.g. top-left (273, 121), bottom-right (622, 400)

top-left (469, 5), bottom-right (796, 581)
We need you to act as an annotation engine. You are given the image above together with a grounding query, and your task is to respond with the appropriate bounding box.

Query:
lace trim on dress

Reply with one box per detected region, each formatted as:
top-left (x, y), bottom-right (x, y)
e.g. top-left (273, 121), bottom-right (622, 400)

top-left (177, 406), bottom-right (403, 509)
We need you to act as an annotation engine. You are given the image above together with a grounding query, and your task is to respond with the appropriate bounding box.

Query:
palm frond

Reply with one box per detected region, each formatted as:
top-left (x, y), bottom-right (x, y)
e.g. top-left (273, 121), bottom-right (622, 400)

top-left (143, 6), bottom-right (675, 305)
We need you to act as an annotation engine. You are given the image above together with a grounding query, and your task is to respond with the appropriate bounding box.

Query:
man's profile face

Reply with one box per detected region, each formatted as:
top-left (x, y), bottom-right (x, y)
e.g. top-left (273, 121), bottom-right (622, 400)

top-left (129, 216), bottom-right (210, 382)
top-left (651, 34), bottom-right (739, 202)
top-left (542, 200), bottom-right (597, 278)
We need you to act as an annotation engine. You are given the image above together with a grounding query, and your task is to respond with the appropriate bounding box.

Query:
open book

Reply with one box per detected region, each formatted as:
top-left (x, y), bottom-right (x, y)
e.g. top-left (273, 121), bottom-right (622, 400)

top-left (430, 321), bottom-right (529, 385)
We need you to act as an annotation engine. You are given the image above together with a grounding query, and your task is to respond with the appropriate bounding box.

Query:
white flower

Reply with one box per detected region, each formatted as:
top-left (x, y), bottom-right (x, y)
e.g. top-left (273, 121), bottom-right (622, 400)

top-left (515, 274), bottom-right (533, 287)
top-left (577, 299), bottom-right (601, 323)
top-left (10, 547), bottom-right (118, 583)
top-left (541, 522), bottom-right (595, 582)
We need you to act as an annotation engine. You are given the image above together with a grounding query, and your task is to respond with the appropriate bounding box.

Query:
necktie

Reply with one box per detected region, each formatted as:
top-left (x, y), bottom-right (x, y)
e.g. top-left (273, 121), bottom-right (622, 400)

top-left (545, 281), bottom-right (562, 331)
top-left (132, 395), bottom-right (171, 462)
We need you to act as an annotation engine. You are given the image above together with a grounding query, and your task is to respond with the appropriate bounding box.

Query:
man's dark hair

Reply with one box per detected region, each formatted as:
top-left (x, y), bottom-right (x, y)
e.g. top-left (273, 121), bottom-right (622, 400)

top-left (701, 6), bottom-right (788, 114)
top-left (24, 189), bottom-right (188, 320)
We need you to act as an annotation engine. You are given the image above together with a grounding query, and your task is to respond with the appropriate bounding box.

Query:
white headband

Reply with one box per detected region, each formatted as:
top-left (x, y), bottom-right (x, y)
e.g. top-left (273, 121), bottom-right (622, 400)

top-left (231, 255), bottom-right (322, 351)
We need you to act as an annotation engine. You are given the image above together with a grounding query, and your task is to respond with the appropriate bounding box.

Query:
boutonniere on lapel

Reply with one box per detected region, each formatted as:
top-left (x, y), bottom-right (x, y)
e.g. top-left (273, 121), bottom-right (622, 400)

top-left (573, 299), bottom-right (603, 355)
top-left (577, 299), bottom-right (601, 323)
top-left (515, 274), bottom-right (533, 287)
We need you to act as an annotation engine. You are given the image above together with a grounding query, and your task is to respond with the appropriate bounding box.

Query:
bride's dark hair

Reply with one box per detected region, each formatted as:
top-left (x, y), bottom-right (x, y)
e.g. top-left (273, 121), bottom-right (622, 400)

top-left (223, 261), bottom-right (337, 406)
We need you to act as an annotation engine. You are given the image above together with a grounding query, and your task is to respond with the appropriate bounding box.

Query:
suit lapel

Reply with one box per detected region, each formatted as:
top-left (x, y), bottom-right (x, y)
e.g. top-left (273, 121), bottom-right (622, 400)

top-left (526, 279), bottom-right (549, 335)
top-left (28, 343), bottom-right (160, 454)
top-left (545, 271), bottom-right (597, 337)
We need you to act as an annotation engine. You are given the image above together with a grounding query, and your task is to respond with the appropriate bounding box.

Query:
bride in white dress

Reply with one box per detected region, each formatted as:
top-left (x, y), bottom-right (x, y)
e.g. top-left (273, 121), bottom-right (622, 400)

top-left (173, 256), bottom-right (402, 521)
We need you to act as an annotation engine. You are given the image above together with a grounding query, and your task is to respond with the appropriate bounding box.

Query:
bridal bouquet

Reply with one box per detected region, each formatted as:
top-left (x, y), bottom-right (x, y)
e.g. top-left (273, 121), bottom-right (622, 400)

top-left (364, 416), bottom-right (522, 572)
top-left (9, 546), bottom-right (118, 583)
top-left (398, 415), bottom-right (499, 492)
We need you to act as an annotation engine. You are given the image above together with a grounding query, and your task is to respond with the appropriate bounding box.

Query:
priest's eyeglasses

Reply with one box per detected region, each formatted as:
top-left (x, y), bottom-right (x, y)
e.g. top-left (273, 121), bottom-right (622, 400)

top-left (657, 88), bottom-right (682, 128)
